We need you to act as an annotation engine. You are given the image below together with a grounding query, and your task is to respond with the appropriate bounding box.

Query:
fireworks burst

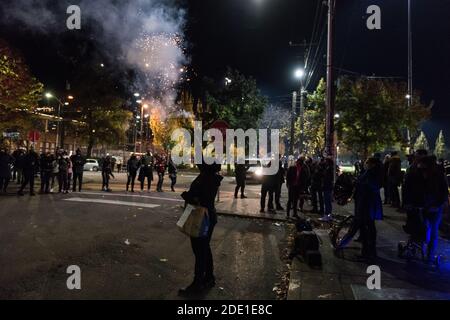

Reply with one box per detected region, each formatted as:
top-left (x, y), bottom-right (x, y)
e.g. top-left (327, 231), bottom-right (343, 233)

top-left (128, 32), bottom-right (186, 98)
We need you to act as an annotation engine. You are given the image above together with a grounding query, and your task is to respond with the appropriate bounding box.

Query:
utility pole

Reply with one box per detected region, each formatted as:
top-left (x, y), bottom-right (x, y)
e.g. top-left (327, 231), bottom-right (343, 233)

top-left (325, 0), bottom-right (336, 161)
top-left (406, 0), bottom-right (413, 152)
top-left (290, 91), bottom-right (297, 156)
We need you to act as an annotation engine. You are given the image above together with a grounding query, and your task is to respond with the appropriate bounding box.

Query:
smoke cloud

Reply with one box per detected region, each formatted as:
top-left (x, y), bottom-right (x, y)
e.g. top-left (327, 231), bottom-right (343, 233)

top-left (0, 0), bottom-right (187, 112)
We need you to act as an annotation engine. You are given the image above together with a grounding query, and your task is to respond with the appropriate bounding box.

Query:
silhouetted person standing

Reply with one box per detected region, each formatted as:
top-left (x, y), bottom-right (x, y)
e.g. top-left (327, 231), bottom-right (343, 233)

top-left (234, 162), bottom-right (249, 199)
top-left (101, 155), bottom-right (113, 192)
top-left (274, 159), bottom-right (285, 210)
top-left (179, 163), bottom-right (223, 296)
top-left (168, 157), bottom-right (177, 192)
top-left (0, 147), bottom-right (13, 193)
top-left (388, 151), bottom-right (402, 208)
top-left (138, 151), bottom-right (154, 192)
top-left (126, 154), bottom-right (139, 192)
top-left (70, 149), bottom-right (86, 192)
top-left (17, 147), bottom-right (39, 196)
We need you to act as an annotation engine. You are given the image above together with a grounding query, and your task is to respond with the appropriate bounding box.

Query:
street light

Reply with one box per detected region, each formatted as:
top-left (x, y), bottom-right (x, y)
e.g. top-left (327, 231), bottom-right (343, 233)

top-left (45, 92), bottom-right (65, 150)
top-left (134, 93), bottom-right (140, 97)
top-left (140, 104), bottom-right (149, 153)
top-left (294, 68), bottom-right (305, 79)
top-left (225, 77), bottom-right (232, 86)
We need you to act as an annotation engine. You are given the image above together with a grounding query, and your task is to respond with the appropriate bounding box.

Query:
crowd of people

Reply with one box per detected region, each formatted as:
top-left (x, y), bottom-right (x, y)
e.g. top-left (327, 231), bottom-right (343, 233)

top-left (0, 147), bottom-right (178, 195)
top-left (235, 156), bottom-right (336, 222)
top-left (234, 150), bottom-right (449, 263)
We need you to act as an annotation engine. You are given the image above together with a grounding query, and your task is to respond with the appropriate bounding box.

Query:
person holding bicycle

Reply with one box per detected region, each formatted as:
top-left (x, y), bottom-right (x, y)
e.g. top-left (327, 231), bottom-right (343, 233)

top-left (336, 157), bottom-right (383, 261)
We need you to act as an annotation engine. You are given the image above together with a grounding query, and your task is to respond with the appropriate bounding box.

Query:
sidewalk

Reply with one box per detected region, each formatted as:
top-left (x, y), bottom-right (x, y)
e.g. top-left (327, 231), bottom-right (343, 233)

top-left (215, 192), bottom-right (287, 222)
top-left (287, 204), bottom-right (450, 300)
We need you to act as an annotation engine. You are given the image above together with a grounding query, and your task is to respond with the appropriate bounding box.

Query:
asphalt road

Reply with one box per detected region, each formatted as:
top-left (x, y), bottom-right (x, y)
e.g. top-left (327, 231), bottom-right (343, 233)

top-left (0, 179), bottom-right (289, 299)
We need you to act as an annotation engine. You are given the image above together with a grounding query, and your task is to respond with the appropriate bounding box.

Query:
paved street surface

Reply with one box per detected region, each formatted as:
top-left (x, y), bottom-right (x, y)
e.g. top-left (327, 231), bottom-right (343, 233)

top-left (288, 204), bottom-right (450, 300)
top-left (0, 172), bottom-right (288, 299)
top-left (1, 170), bottom-right (449, 300)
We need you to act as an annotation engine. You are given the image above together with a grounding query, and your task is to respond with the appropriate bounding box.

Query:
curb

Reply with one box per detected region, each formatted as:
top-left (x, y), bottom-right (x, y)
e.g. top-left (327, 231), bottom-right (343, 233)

top-left (216, 210), bottom-right (288, 222)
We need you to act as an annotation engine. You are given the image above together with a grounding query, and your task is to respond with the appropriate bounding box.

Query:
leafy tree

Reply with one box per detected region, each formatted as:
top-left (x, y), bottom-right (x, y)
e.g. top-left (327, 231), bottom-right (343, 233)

top-left (68, 65), bottom-right (132, 156)
top-left (300, 79), bottom-right (327, 157)
top-left (414, 131), bottom-right (430, 151)
top-left (434, 130), bottom-right (447, 159)
top-left (0, 39), bottom-right (43, 135)
top-left (302, 77), bottom-right (430, 159)
top-left (151, 111), bottom-right (194, 153)
top-left (203, 69), bottom-right (267, 130)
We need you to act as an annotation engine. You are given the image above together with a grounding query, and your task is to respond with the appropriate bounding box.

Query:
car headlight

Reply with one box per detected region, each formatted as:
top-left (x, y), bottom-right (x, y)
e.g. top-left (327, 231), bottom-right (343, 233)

top-left (255, 168), bottom-right (263, 176)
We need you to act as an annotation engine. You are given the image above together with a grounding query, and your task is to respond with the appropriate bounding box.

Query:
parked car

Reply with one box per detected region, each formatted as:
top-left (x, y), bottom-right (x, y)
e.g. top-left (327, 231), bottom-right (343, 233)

top-left (84, 159), bottom-right (99, 172)
top-left (245, 159), bottom-right (266, 182)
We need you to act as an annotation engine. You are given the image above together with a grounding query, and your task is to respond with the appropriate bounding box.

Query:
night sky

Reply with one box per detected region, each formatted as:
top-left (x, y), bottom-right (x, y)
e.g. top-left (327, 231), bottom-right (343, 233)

top-left (1, 0), bottom-right (449, 146)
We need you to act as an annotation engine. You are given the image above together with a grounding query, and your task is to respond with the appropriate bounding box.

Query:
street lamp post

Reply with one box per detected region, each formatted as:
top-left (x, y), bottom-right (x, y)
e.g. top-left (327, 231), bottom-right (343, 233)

top-left (45, 93), bottom-right (64, 151)
top-left (140, 104), bottom-right (149, 153)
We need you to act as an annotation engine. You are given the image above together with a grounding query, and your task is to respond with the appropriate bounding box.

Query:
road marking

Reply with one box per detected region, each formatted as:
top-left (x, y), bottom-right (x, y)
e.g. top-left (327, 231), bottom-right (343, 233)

top-left (75, 191), bottom-right (184, 202)
top-left (64, 197), bottom-right (160, 208)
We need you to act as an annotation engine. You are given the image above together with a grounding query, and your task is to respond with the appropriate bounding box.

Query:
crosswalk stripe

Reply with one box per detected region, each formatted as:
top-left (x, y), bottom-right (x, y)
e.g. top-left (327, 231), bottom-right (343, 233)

top-left (64, 197), bottom-right (160, 208)
top-left (76, 191), bottom-right (184, 202)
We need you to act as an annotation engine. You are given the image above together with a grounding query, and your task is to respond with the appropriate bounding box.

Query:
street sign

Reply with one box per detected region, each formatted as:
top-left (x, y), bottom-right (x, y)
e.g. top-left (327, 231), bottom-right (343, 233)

top-left (28, 130), bottom-right (41, 142)
top-left (2, 132), bottom-right (20, 139)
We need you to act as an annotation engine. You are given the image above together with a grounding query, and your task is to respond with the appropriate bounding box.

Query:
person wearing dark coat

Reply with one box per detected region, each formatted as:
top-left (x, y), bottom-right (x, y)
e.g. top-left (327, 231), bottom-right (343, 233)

top-left (126, 154), bottom-right (139, 192)
top-left (320, 157), bottom-right (335, 221)
top-left (336, 157), bottom-right (384, 260)
top-left (155, 154), bottom-right (167, 192)
top-left (167, 157), bottom-right (177, 192)
top-left (138, 151), bottom-right (154, 192)
top-left (39, 152), bottom-right (53, 194)
top-left (17, 148), bottom-right (39, 196)
top-left (234, 162), bottom-right (250, 199)
top-left (310, 160), bottom-right (325, 214)
top-left (101, 155), bottom-right (113, 192)
top-left (403, 153), bottom-right (449, 262)
top-left (179, 163), bottom-right (223, 296)
top-left (298, 157), bottom-right (311, 212)
top-left (388, 151), bottom-right (402, 208)
top-left (57, 153), bottom-right (70, 193)
top-left (0, 148), bottom-right (13, 193)
top-left (70, 149), bottom-right (86, 192)
top-left (13, 148), bottom-right (25, 184)
top-left (286, 158), bottom-right (308, 218)
top-left (382, 155), bottom-right (391, 204)
top-left (260, 162), bottom-right (277, 214)
top-left (274, 159), bottom-right (286, 210)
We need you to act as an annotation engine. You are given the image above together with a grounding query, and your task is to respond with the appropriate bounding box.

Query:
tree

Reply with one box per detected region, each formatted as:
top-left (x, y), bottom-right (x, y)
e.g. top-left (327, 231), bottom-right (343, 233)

top-left (335, 77), bottom-right (429, 159)
top-left (0, 39), bottom-right (43, 135)
top-left (414, 131), bottom-right (430, 151)
top-left (300, 79), bottom-right (327, 157)
top-left (68, 65), bottom-right (132, 156)
top-left (434, 130), bottom-right (447, 159)
top-left (203, 69), bottom-right (267, 130)
top-left (259, 104), bottom-right (290, 131)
